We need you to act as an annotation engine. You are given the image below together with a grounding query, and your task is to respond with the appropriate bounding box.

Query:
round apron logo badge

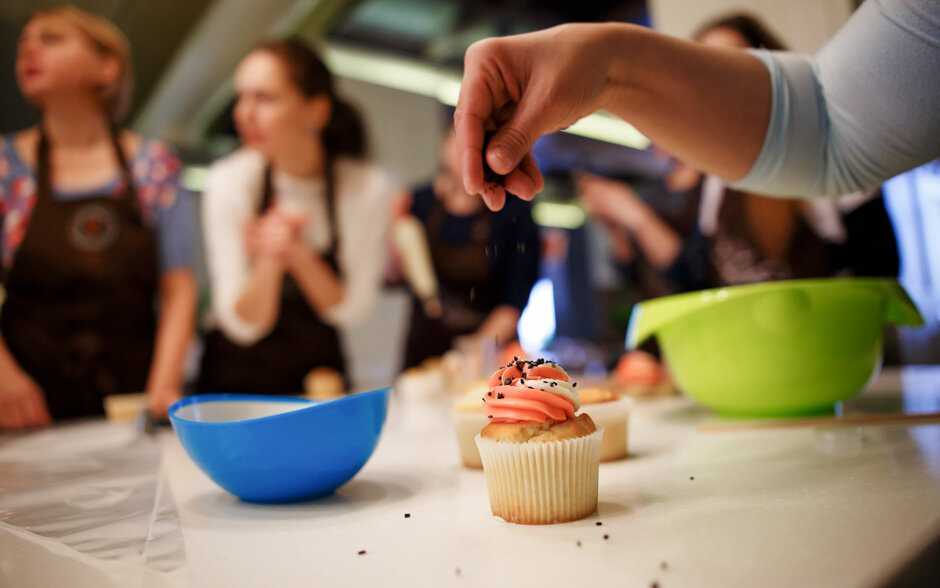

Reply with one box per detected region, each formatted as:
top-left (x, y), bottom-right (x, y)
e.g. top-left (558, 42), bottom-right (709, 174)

top-left (68, 203), bottom-right (120, 253)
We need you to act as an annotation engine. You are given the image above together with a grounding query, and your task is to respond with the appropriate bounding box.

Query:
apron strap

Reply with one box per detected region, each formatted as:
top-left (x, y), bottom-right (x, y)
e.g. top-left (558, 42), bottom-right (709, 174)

top-left (36, 123), bottom-right (141, 219)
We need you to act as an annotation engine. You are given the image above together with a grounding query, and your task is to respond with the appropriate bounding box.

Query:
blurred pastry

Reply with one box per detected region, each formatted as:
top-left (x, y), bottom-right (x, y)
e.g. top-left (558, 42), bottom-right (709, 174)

top-left (578, 386), bottom-right (632, 462)
top-left (614, 350), bottom-right (676, 397)
top-left (394, 360), bottom-right (446, 402)
top-left (304, 367), bottom-right (345, 400)
top-left (103, 393), bottom-right (147, 421)
top-left (452, 380), bottom-right (490, 468)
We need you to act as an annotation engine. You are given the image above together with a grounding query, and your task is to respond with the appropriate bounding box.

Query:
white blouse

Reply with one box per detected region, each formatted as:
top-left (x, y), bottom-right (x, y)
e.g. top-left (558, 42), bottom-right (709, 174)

top-left (202, 148), bottom-right (394, 345)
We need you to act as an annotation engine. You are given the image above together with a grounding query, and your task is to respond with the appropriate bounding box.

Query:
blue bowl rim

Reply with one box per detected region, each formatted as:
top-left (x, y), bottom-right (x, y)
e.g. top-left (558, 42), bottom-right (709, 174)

top-left (168, 387), bottom-right (390, 427)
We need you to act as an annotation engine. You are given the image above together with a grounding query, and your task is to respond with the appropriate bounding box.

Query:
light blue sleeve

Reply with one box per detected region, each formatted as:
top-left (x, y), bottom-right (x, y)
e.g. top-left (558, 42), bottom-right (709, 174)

top-left (135, 139), bottom-right (195, 272)
top-left (732, 0), bottom-right (940, 197)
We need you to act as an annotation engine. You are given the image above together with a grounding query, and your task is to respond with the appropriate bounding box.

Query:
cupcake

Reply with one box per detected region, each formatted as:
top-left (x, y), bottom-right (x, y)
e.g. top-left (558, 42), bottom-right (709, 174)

top-left (452, 380), bottom-right (490, 469)
top-left (303, 367), bottom-right (345, 400)
top-left (394, 360), bottom-right (447, 402)
top-left (614, 350), bottom-right (676, 397)
top-left (103, 393), bottom-right (147, 421)
top-left (475, 359), bottom-right (603, 524)
top-left (578, 387), bottom-right (632, 462)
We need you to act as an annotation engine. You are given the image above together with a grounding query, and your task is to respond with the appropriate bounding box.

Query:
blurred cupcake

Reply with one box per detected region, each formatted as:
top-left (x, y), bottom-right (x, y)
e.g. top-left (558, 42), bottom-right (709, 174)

top-left (304, 367), bottom-right (345, 400)
top-left (579, 387), bottom-right (632, 462)
top-left (475, 359), bottom-right (603, 524)
top-left (395, 359), bottom-right (447, 402)
top-left (614, 350), bottom-right (675, 397)
top-left (103, 393), bottom-right (146, 421)
top-left (452, 380), bottom-right (490, 469)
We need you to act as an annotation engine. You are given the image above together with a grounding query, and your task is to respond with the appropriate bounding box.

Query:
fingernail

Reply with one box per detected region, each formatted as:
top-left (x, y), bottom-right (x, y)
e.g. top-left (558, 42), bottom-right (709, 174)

top-left (490, 147), bottom-right (512, 172)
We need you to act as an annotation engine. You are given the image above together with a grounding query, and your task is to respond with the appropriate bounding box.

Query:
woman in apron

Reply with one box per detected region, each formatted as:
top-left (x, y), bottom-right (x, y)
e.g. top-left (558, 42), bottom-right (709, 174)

top-left (199, 39), bottom-right (394, 395)
top-left (400, 128), bottom-right (540, 369)
top-left (0, 7), bottom-right (197, 429)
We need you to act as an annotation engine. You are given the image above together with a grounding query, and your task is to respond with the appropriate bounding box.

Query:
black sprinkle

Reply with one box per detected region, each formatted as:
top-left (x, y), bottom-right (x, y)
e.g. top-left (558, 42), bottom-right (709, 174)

top-left (404, 513), bottom-right (410, 518)
top-left (521, 372), bottom-right (528, 379)
top-left (487, 392), bottom-right (493, 397)
top-left (651, 583), bottom-right (659, 588)
top-left (358, 550), bottom-right (366, 555)
top-left (596, 522), bottom-right (603, 526)
top-left (497, 393), bottom-right (504, 399)
top-left (572, 382), bottom-right (577, 387)
top-left (603, 534), bottom-right (609, 540)
top-left (488, 415), bottom-right (493, 418)
top-left (690, 476), bottom-right (695, 481)
top-left (576, 541), bottom-right (582, 547)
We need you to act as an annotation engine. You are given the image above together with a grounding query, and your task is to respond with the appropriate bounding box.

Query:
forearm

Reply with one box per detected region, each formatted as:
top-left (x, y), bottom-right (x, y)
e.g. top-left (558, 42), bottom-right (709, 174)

top-left (235, 260), bottom-right (286, 331)
top-left (475, 305), bottom-right (521, 346)
top-left (287, 246), bottom-right (344, 314)
top-left (618, 202), bottom-right (681, 270)
top-left (0, 330), bottom-right (26, 376)
top-left (598, 23), bottom-right (770, 181)
top-left (146, 270), bottom-right (196, 391)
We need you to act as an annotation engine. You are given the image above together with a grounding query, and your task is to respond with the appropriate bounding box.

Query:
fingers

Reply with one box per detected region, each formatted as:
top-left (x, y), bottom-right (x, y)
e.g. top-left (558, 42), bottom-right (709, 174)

top-left (22, 392), bottom-right (51, 428)
top-left (0, 388), bottom-right (50, 430)
top-left (455, 109), bottom-right (486, 197)
top-left (0, 399), bottom-right (21, 429)
top-left (455, 39), bottom-right (501, 196)
top-left (481, 187), bottom-right (506, 211)
top-left (503, 153), bottom-right (543, 200)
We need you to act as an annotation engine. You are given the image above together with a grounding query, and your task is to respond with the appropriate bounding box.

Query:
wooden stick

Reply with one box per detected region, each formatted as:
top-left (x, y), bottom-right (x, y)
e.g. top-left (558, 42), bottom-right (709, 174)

top-left (698, 411), bottom-right (940, 433)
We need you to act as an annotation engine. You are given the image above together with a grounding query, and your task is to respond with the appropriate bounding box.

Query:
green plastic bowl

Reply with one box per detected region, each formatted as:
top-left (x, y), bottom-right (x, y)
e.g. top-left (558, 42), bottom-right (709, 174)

top-left (626, 278), bottom-right (923, 416)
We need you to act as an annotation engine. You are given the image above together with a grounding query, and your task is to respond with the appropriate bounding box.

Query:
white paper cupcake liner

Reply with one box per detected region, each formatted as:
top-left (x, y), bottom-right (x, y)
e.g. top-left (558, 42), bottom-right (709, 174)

top-left (579, 397), bottom-right (632, 462)
top-left (475, 428), bottom-right (604, 524)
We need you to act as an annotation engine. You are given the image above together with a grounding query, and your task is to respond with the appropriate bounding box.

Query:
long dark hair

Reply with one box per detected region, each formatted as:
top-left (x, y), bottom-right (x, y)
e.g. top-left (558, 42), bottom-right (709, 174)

top-left (252, 38), bottom-right (367, 224)
top-left (693, 13), bottom-right (788, 50)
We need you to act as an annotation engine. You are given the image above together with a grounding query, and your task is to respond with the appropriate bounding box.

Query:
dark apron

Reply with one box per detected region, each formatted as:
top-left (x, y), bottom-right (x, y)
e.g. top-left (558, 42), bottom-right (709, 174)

top-left (1, 127), bottom-right (158, 420)
top-left (707, 187), bottom-right (830, 286)
top-left (198, 166), bottom-right (346, 395)
top-left (402, 201), bottom-right (500, 368)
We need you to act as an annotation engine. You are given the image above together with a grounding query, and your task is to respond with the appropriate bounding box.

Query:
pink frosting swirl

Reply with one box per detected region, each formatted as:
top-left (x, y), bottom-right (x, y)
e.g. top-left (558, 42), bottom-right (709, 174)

top-left (481, 359), bottom-right (578, 424)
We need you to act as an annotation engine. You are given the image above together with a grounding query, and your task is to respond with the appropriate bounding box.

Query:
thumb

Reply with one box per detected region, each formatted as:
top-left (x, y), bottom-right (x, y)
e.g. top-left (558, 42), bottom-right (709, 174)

top-left (486, 91), bottom-right (551, 175)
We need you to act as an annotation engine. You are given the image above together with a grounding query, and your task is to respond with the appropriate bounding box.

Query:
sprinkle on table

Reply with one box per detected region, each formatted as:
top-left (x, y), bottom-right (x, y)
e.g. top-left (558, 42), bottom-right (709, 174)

top-left (603, 534), bottom-right (609, 540)
top-left (596, 521), bottom-right (603, 526)
top-left (690, 476), bottom-right (695, 480)
top-left (404, 513), bottom-right (410, 518)
top-left (576, 540), bottom-right (582, 547)
top-left (358, 550), bottom-right (366, 555)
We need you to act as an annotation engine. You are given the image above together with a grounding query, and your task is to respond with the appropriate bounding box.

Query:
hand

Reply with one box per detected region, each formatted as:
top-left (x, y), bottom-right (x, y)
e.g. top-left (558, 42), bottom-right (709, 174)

top-left (244, 208), bottom-right (309, 264)
top-left (146, 387), bottom-right (182, 420)
top-left (455, 23), bottom-right (620, 209)
top-left (0, 366), bottom-right (51, 430)
top-left (576, 171), bottom-right (648, 230)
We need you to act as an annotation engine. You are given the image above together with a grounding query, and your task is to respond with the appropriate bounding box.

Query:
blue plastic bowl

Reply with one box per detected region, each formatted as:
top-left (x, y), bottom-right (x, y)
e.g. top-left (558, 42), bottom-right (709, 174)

top-left (168, 388), bottom-right (389, 503)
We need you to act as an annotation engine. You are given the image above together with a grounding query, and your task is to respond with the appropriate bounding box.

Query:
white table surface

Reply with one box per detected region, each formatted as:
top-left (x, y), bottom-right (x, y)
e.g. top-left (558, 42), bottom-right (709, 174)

top-left (3, 366), bottom-right (940, 588)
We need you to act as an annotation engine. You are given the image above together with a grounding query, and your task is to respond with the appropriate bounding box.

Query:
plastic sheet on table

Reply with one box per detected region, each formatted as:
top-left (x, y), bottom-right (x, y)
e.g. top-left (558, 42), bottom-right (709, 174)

top-left (0, 420), bottom-right (189, 587)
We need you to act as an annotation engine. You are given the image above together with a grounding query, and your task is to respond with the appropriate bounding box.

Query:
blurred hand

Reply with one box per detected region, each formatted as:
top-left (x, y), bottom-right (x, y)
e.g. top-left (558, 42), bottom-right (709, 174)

top-left (455, 24), bottom-right (619, 209)
top-left (576, 171), bottom-right (647, 230)
top-left (0, 366), bottom-right (51, 430)
top-left (146, 387), bottom-right (182, 420)
top-left (244, 208), bottom-right (309, 264)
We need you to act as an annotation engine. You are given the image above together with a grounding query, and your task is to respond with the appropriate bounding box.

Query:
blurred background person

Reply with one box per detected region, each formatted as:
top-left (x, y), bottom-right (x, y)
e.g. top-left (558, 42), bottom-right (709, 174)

top-left (578, 14), bottom-right (898, 297)
top-left (198, 38), bottom-right (394, 395)
top-left (393, 126), bottom-right (540, 369)
top-left (0, 6), bottom-right (196, 429)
